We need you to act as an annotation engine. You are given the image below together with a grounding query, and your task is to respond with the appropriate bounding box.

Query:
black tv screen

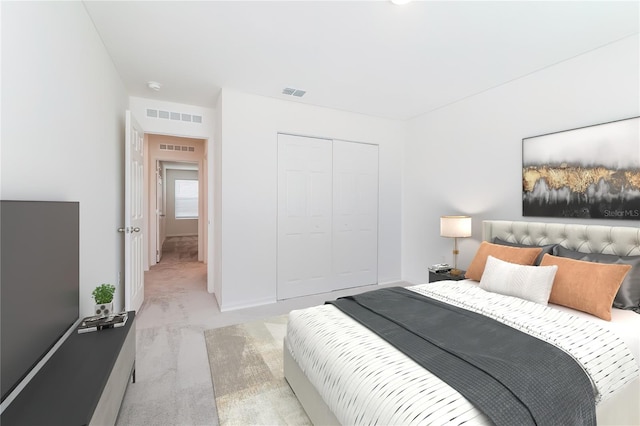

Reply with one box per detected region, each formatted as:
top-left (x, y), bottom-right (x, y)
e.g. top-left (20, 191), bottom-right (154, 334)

top-left (1, 201), bottom-right (80, 402)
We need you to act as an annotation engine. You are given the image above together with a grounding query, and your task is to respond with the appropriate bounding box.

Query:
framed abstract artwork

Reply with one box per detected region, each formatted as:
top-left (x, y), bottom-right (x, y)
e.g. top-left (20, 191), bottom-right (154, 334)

top-left (522, 116), bottom-right (640, 220)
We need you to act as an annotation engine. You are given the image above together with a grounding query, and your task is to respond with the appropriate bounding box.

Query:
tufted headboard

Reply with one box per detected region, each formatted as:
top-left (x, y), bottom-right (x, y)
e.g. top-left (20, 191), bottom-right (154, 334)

top-left (483, 220), bottom-right (640, 257)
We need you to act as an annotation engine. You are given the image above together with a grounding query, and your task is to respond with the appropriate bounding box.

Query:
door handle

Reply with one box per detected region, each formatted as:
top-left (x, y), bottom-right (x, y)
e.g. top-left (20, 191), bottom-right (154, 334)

top-left (118, 227), bottom-right (141, 233)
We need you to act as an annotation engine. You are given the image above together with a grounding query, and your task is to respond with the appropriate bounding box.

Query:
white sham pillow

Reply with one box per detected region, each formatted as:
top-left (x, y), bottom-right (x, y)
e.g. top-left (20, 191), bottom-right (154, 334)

top-left (479, 255), bottom-right (558, 305)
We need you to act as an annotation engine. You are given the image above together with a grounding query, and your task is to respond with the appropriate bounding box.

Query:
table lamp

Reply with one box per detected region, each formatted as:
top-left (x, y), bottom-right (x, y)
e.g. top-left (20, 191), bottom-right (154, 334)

top-left (440, 215), bottom-right (472, 276)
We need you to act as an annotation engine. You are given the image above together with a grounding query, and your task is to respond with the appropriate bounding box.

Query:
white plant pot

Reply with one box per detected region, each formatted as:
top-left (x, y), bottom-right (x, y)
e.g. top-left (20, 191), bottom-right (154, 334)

top-left (94, 302), bottom-right (114, 316)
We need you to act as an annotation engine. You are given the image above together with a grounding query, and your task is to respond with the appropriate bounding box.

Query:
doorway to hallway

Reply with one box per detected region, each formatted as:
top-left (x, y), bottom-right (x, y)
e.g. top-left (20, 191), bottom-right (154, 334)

top-left (142, 134), bottom-right (209, 308)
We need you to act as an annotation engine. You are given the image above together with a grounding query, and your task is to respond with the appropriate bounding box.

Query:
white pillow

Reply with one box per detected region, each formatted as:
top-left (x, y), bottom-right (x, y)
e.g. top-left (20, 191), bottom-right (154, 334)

top-left (479, 255), bottom-right (558, 305)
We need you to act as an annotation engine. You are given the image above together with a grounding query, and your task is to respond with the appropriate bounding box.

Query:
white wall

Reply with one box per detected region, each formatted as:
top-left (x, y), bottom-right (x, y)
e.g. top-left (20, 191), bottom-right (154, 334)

top-left (403, 35), bottom-right (640, 284)
top-left (1, 2), bottom-right (128, 315)
top-left (129, 97), bottom-right (215, 140)
top-left (213, 93), bottom-right (223, 305)
top-left (217, 89), bottom-right (404, 311)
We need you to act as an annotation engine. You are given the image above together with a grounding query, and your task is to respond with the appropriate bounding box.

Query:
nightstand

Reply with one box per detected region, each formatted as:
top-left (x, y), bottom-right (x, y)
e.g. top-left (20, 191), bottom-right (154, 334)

top-left (428, 270), bottom-right (467, 283)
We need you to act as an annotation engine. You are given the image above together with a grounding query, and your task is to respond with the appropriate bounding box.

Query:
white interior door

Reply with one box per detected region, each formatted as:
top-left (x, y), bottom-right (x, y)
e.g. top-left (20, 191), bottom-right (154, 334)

top-left (155, 160), bottom-right (165, 263)
top-left (277, 134), bottom-right (333, 299)
top-left (124, 110), bottom-right (144, 312)
top-left (333, 140), bottom-right (378, 288)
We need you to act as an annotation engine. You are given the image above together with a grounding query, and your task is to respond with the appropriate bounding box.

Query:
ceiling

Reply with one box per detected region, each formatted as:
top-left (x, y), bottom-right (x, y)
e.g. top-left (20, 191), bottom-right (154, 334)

top-left (83, 1), bottom-right (639, 120)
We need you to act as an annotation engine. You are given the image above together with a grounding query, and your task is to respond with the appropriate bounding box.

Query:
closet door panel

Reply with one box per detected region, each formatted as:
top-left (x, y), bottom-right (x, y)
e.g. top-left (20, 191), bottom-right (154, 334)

top-left (277, 134), bottom-right (333, 300)
top-left (333, 140), bottom-right (379, 288)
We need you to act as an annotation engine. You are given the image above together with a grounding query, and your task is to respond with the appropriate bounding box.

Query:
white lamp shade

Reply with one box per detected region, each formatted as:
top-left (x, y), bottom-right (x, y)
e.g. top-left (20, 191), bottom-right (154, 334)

top-left (440, 215), bottom-right (472, 238)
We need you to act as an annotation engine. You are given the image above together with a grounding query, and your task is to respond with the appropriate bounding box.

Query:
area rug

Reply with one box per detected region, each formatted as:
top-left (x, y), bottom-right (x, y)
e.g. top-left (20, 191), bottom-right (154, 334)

top-left (204, 315), bottom-right (312, 426)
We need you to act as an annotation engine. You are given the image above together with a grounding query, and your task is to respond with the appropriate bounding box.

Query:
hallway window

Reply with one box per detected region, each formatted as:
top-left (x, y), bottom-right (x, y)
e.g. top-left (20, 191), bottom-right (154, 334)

top-left (175, 179), bottom-right (198, 219)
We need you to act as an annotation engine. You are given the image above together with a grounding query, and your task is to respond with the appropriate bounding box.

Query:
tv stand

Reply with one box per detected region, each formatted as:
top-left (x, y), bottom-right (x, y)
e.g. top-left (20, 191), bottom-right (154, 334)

top-left (1, 311), bottom-right (136, 425)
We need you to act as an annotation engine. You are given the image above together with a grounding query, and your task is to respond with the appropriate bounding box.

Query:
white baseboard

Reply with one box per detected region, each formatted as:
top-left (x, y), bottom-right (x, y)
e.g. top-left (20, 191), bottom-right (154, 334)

top-left (219, 296), bottom-right (276, 312)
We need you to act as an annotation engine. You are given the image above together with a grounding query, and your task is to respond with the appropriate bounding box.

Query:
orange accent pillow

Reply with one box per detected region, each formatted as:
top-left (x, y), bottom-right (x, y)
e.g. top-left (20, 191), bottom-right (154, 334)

top-left (465, 242), bottom-right (543, 281)
top-left (540, 254), bottom-right (632, 321)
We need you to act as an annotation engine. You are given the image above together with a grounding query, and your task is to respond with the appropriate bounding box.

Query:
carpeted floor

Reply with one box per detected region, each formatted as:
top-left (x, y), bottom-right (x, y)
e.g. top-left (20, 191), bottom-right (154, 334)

top-left (115, 234), bottom-right (409, 425)
top-left (115, 236), bottom-right (219, 426)
top-left (205, 316), bottom-right (311, 426)
top-left (160, 235), bottom-right (199, 263)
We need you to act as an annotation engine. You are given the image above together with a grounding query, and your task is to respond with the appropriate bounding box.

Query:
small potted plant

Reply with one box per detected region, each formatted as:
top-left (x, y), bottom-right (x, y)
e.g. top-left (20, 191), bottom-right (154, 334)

top-left (92, 283), bottom-right (116, 316)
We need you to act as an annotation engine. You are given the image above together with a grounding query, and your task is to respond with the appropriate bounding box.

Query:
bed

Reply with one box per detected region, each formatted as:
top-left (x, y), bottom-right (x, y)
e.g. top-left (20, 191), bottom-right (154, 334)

top-left (284, 220), bottom-right (640, 425)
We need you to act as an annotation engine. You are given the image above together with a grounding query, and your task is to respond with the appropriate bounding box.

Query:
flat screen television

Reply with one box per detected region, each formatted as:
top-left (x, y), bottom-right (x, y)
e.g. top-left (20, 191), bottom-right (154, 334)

top-left (0, 200), bottom-right (80, 404)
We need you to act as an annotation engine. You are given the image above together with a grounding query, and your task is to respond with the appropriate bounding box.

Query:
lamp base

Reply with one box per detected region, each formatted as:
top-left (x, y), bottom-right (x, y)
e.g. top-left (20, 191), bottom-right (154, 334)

top-left (449, 268), bottom-right (463, 276)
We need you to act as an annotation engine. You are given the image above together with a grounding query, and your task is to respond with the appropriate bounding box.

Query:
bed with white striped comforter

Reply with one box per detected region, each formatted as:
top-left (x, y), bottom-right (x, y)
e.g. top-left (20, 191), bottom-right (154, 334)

top-left (285, 280), bottom-right (640, 425)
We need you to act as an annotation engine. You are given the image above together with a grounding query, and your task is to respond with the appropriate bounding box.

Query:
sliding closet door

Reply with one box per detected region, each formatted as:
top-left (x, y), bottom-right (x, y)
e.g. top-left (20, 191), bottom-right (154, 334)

top-left (277, 134), bottom-right (333, 300)
top-left (332, 140), bottom-right (379, 288)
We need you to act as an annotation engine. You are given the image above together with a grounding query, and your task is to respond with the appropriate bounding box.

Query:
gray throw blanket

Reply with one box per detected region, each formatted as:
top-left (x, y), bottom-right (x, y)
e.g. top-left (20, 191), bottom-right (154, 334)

top-left (327, 287), bottom-right (596, 426)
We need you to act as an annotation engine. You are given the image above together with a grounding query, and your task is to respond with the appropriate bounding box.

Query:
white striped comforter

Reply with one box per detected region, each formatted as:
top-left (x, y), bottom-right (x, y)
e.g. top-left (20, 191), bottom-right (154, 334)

top-left (286, 281), bottom-right (639, 426)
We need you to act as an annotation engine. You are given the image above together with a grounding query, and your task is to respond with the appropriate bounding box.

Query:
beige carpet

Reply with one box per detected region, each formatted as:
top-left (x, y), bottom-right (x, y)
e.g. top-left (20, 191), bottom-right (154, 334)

top-left (161, 235), bottom-right (198, 262)
top-left (204, 315), bottom-right (311, 426)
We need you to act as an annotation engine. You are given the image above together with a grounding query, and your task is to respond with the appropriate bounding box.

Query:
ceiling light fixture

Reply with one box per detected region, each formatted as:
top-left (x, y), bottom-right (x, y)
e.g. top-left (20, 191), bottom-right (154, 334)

top-left (147, 81), bottom-right (162, 91)
top-left (390, 0), bottom-right (411, 4)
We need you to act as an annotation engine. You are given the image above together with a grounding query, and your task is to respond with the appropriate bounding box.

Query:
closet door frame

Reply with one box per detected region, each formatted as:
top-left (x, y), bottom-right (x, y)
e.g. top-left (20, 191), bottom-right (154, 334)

top-left (332, 140), bottom-right (379, 289)
top-left (276, 133), bottom-right (379, 300)
top-left (277, 134), bottom-right (333, 300)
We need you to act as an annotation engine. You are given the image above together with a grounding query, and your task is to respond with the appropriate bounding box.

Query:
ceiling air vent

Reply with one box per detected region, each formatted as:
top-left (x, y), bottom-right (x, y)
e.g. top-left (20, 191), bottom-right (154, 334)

top-left (282, 87), bottom-right (306, 97)
top-left (159, 144), bottom-right (195, 152)
top-left (146, 108), bottom-right (203, 125)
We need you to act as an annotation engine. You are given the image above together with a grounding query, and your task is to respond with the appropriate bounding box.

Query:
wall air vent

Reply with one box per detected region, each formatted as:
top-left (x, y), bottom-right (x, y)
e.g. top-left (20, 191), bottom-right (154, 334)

top-left (146, 108), bottom-right (203, 125)
top-left (159, 144), bottom-right (195, 153)
top-left (282, 87), bottom-right (306, 97)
